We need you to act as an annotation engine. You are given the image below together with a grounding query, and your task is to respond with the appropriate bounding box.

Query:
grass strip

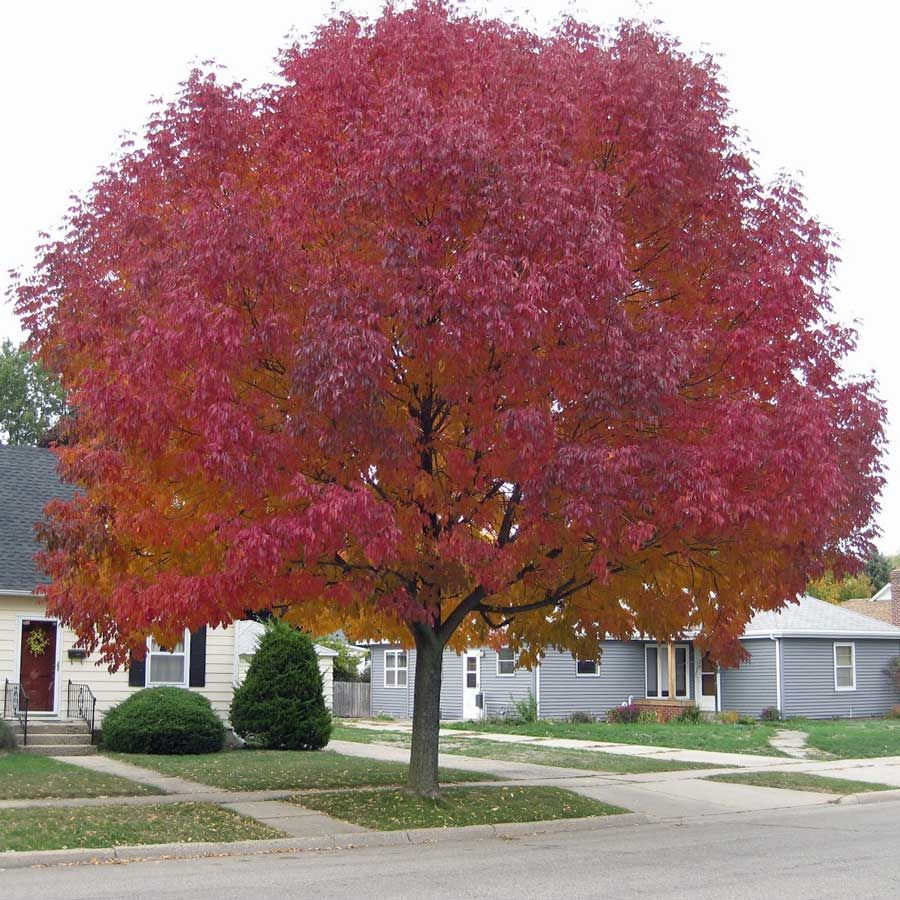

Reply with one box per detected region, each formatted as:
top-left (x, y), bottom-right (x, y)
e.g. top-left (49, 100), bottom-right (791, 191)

top-left (294, 785), bottom-right (626, 830)
top-left (0, 801), bottom-right (281, 852)
top-left (706, 771), bottom-right (895, 795)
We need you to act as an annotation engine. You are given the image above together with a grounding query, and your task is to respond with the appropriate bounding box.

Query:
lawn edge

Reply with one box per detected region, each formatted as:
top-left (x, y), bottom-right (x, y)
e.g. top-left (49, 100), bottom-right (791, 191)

top-left (0, 812), bottom-right (648, 870)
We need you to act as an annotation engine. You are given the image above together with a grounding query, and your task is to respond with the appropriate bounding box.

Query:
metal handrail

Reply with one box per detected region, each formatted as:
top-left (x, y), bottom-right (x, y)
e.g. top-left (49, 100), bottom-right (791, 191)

top-left (3, 679), bottom-right (29, 745)
top-left (66, 680), bottom-right (97, 743)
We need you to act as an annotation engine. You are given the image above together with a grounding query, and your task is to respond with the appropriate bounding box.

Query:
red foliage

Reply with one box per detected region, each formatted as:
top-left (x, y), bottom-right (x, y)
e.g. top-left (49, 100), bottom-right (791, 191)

top-left (16, 2), bottom-right (883, 669)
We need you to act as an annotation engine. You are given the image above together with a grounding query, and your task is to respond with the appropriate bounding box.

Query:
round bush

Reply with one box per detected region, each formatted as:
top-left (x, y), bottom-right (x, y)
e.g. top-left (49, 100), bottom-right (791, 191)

top-left (0, 718), bottom-right (16, 752)
top-left (230, 619), bottom-right (332, 750)
top-left (102, 687), bottom-right (225, 754)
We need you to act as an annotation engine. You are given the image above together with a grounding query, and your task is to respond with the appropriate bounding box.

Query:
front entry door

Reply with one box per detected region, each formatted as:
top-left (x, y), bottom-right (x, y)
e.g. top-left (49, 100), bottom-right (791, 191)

top-left (695, 652), bottom-right (718, 712)
top-left (462, 651), bottom-right (481, 720)
top-left (19, 620), bottom-right (58, 712)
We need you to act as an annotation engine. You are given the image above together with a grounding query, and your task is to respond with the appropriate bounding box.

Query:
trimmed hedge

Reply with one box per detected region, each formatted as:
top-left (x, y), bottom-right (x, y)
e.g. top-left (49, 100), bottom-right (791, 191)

top-left (231, 619), bottom-right (332, 750)
top-left (102, 687), bottom-right (225, 754)
top-left (0, 717), bottom-right (16, 752)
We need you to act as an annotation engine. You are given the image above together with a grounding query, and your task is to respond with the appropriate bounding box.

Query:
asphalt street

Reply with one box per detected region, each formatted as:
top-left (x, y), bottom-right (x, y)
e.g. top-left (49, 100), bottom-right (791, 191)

top-left (5, 801), bottom-right (899, 900)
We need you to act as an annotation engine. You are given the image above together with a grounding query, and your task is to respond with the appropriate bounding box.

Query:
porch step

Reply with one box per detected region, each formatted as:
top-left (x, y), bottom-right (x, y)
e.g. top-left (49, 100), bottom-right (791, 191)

top-left (20, 743), bottom-right (98, 756)
top-left (21, 732), bottom-right (93, 746)
top-left (10, 720), bottom-right (91, 736)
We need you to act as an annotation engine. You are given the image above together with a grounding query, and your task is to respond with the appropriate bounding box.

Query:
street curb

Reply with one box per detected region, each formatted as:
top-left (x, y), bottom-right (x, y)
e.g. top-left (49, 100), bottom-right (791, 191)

top-left (835, 788), bottom-right (900, 806)
top-left (0, 812), bottom-right (648, 870)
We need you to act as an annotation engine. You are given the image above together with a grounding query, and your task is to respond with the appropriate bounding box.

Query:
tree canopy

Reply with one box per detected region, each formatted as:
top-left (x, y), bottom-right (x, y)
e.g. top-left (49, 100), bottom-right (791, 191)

top-left (16, 2), bottom-right (884, 793)
top-left (0, 339), bottom-right (67, 446)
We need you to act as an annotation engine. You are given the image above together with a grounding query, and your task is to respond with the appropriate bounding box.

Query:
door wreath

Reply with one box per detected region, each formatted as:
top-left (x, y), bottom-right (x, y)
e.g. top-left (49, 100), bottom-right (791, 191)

top-left (26, 627), bottom-right (51, 656)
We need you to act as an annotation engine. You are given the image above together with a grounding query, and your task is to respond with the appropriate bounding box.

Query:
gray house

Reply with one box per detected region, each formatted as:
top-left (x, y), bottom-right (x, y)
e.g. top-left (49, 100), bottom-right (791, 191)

top-left (370, 595), bottom-right (900, 721)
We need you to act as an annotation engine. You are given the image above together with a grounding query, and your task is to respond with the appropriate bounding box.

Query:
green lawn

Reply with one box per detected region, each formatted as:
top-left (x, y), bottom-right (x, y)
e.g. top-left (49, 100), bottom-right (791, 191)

top-left (0, 802), bottom-right (281, 852)
top-left (706, 771), bottom-right (895, 795)
top-left (332, 726), bottom-right (711, 774)
top-left (789, 719), bottom-right (900, 759)
top-left (442, 719), bottom-right (784, 756)
top-left (294, 785), bottom-right (625, 830)
top-left (105, 749), bottom-right (493, 791)
top-left (0, 754), bottom-right (157, 800)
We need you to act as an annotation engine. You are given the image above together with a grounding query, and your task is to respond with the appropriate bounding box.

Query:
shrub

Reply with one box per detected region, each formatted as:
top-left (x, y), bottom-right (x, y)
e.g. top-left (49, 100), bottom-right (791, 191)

top-left (0, 718), bottom-right (16, 752)
top-left (718, 710), bottom-right (740, 725)
top-left (885, 705), bottom-right (900, 720)
top-left (887, 657), bottom-right (900, 692)
top-left (638, 708), bottom-right (660, 724)
top-left (231, 619), bottom-right (332, 750)
top-left (568, 711), bottom-right (594, 724)
top-left (606, 703), bottom-right (640, 724)
top-left (760, 706), bottom-right (782, 722)
top-left (102, 688), bottom-right (225, 754)
top-left (514, 691), bottom-right (538, 723)
top-left (677, 705), bottom-right (703, 724)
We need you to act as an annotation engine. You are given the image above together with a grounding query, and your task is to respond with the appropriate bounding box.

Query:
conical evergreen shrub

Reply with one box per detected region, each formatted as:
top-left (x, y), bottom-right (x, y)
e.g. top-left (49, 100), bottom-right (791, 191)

top-left (230, 619), bottom-right (332, 750)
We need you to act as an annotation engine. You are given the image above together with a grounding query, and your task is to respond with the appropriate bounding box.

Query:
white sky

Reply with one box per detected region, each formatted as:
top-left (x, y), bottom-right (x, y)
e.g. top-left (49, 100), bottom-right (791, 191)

top-left (2, 1), bottom-right (897, 551)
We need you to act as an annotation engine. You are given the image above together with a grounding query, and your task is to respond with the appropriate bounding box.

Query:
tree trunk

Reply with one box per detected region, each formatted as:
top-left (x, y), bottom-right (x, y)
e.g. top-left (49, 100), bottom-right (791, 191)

top-left (407, 628), bottom-right (443, 798)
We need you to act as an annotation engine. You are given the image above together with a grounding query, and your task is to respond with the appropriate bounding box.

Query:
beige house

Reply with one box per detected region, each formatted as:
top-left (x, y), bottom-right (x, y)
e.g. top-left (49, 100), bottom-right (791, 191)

top-left (0, 446), bottom-right (334, 750)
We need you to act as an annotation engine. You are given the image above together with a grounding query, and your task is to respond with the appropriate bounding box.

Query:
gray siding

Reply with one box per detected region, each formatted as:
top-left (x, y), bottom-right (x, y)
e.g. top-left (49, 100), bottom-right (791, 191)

top-left (719, 639), bottom-right (777, 717)
top-left (369, 646), bottom-right (415, 718)
top-left (538, 642), bottom-right (646, 719)
top-left (781, 638), bottom-right (900, 719)
top-left (478, 648), bottom-right (537, 717)
top-left (440, 651), bottom-right (464, 719)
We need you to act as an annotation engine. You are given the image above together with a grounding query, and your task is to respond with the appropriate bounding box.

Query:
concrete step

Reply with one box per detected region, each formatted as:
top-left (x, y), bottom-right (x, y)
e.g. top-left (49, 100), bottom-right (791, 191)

top-left (20, 744), bottom-right (98, 756)
top-left (23, 732), bottom-right (93, 746)
top-left (8, 720), bottom-right (91, 735)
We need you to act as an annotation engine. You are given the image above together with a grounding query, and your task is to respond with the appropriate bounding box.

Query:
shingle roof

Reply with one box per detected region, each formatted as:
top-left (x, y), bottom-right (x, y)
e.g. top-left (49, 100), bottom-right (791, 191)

top-left (743, 594), bottom-right (900, 638)
top-left (839, 598), bottom-right (895, 625)
top-left (0, 446), bottom-right (74, 592)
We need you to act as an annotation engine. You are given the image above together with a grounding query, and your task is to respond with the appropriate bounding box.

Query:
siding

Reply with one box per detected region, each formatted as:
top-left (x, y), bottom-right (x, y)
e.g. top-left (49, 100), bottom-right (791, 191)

top-left (781, 638), bottom-right (900, 719)
top-left (538, 642), bottom-right (646, 719)
top-left (370, 646), bottom-right (415, 718)
top-left (719, 638), bottom-right (777, 717)
top-left (1, 593), bottom-right (238, 723)
top-left (477, 648), bottom-right (536, 717)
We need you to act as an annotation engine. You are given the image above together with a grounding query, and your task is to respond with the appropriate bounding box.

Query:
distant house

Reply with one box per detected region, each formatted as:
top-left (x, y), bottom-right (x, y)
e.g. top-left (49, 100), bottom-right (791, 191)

top-left (0, 446), bottom-right (335, 748)
top-left (371, 595), bottom-right (900, 722)
top-left (841, 572), bottom-right (900, 627)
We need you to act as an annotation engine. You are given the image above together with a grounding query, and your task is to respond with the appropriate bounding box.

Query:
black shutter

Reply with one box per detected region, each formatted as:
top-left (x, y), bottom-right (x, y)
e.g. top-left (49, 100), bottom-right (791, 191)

top-left (189, 627), bottom-right (207, 687)
top-left (128, 654), bottom-right (146, 687)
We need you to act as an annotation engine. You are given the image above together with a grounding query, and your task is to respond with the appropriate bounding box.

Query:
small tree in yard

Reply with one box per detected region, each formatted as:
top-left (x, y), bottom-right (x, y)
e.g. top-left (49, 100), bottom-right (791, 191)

top-left (231, 619), bottom-right (332, 750)
top-left (19, 4), bottom-right (884, 796)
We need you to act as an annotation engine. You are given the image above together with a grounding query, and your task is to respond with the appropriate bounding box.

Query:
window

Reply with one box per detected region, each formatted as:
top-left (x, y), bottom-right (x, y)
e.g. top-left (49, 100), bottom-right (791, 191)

top-left (497, 647), bottom-right (516, 676)
top-left (834, 642), bottom-right (856, 691)
top-left (384, 650), bottom-right (408, 688)
top-left (147, 632), bottom-right (189, 686)
top-left (645, 644), bottom-right (689, 698)
top-left (575, 658), bottom-right (600, 676)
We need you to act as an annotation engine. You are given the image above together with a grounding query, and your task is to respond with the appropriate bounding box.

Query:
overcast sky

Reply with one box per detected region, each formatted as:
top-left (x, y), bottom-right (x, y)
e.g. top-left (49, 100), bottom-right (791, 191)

top-left (3, 1), bottom-right (897, 552)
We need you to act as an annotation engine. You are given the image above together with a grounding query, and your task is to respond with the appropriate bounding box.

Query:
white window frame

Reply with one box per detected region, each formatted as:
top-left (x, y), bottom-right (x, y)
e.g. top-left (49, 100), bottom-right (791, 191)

top-left (384, 649), bottom-right (408, 689)
top-left (146, 630), bottom-right (190, 687)
top-left (575, 658), bottom-right (601, 677)
top-left (645, 643), bottom-right (689, 698)
top-left (833, 642), bottom-right (856, 692)
top-left (496, 646), bottom-right (517, 677)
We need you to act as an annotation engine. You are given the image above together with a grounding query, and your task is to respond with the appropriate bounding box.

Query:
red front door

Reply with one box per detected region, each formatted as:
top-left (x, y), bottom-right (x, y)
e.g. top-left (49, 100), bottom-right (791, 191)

top-left (19, 621), bottom-right (58, 712)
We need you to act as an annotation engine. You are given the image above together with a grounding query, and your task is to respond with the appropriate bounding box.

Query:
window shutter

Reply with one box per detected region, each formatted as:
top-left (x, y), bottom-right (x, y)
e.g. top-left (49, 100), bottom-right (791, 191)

top-left (128, 654), bottom-right (146, 688)
top-left (189, 627), bottom-right (207, 687)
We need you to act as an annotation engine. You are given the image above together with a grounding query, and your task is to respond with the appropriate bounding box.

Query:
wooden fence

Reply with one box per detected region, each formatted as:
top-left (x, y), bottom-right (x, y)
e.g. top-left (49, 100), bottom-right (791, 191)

top-left (333, 681), bottom-right (371, 718)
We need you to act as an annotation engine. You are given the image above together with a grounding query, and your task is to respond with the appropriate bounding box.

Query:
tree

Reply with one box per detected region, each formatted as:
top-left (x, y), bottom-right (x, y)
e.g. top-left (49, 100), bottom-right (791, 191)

top-left (807, 571), bottom-right (874, 604)
top-left (231, 619), bottom-right (332, 750)
top-left (864, 551), bottom-right (892, 590)
top-left (17, 3), bottom-right (884, 797)
top-left (314, 634), bottom-right (365, 681)
top-left (0, 339), bottom-right (67, 445)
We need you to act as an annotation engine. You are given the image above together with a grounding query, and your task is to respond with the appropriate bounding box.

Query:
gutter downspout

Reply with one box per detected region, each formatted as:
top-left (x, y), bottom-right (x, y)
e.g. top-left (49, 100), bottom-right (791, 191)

top-left (770, 635), bottom-right (782, 713)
